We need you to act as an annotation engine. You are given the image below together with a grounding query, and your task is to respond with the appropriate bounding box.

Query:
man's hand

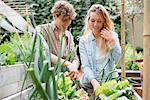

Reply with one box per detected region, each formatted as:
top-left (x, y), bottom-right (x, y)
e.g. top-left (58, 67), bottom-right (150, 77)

top-left (67, 64), bottom-right (79, 80)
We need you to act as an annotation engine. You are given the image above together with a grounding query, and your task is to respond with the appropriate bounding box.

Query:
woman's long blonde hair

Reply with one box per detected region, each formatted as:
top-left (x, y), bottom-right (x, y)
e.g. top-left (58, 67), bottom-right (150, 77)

top-left (84, 4), bottom-right (114, 54)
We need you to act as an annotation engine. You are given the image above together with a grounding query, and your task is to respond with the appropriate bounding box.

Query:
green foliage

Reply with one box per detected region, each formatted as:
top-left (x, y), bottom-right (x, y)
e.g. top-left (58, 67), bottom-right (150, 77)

top-left (57, 74), bottom-right (76, 99)
top-left (96, 80), bottom-right (135, 100)
top-left (57, 73), bottom-right (89, 100)
top-left (18, 21), bottom-right (79, 99)
top-left (27, 67), bottom-right (50, 100)
top-left (126, 0), bottom-right (143, 16)
top-left (26, 0), bottom-right (54, 25)
top-left (101, 80), bottom-right (118, 96)
top-left (115, 80), bottom-right (129, 90)
top-left (116, 43), bottom-right (143, 70)
top-left (7, 33), bottom-right (33, 62)
top-left (0, 44), bottom-right (15, 65)
top-left (125, 44), bottom-right (143, 70)
top-left (24, 31), bottom-right (80, 100)
top-left (126, 61), bottom-right (139, 70)
top-left (0, 33), bottom-right (36, 66)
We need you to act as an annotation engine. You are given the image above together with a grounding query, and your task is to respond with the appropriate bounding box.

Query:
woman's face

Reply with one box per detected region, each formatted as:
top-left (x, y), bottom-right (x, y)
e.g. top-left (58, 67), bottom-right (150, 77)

top-left (88, 12), bottom-right (104, 34)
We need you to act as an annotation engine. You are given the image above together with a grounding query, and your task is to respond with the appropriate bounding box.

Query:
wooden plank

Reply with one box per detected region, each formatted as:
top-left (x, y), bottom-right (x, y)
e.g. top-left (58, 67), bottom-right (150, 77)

top-left (134, 87), bottom-right (142, 97)
top-left (121, 0), bottom-right (126, 80)
top-left (143, 0), bottom-right (150, 99)
top-left (0, 80), bottom-right (32, 99)
top-left (134, 90), bottom-right (142, 100)
top-left (0, 64), bottom-right (27, 87)
top-left (0, 19), bottom-right (21, 32)
top-left (0, 0), bottom-right (35, 34)
top-left (2, 87), bottom-right (32, 100)
top-left (117, 69), bottom-right (141, 73)
top-left (117, 69), bottom-right (141, 77)
top-left (0, 64), bottom-right (32, 99)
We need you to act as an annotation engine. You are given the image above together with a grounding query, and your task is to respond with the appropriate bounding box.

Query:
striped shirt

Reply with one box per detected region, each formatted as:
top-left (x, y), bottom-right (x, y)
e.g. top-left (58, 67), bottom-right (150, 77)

top-left (36, 22), bottom-right (78, 62)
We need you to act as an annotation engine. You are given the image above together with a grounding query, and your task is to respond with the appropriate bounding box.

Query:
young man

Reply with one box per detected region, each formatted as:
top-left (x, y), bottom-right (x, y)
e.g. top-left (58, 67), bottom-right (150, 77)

top-left (37, 1), bottom-right (79, 79)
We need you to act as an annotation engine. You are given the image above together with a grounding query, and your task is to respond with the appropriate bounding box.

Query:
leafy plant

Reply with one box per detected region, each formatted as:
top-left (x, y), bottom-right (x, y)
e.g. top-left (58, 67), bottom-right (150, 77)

top-left (95, 80), bottom-right (135, 100)
top-left (57, 73), bottom-right (89, 100)
top-left (125, 44), bottom-right (143, 70)
top-left (0, 44), bottom-right (15, 66)
top-left (7, 33), bottom-right (33, 62)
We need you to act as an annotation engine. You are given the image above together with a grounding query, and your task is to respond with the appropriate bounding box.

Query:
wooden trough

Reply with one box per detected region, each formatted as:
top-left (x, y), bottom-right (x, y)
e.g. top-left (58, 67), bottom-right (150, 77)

top-left (0, 64), bottom-right (32, 100)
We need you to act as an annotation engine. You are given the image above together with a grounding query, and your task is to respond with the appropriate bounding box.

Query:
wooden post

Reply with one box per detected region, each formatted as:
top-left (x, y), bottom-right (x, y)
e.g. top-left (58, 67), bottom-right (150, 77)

top-left (143, 0), bottom-right (150, 99)
top-left (131, 15), bottom-right (136, 59)
top-left (121, 0), bottom-right (126, 80)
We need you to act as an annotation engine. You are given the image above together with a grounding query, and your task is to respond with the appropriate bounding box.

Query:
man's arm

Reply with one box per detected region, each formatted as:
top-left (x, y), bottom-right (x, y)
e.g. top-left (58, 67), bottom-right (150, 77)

top-left (51, 53), bottom-right (72, 67)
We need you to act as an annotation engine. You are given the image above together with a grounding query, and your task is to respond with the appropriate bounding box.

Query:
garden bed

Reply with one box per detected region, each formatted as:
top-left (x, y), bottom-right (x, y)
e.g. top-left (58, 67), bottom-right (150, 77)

top-left (0, 64), bottom-right (32, 99)
top-left (117, 69), bottom-right (142, 87)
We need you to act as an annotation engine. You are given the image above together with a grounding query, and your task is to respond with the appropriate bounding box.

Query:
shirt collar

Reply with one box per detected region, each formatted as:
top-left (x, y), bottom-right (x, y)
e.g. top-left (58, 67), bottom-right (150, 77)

top-left (88, 32), bottom-right (96, 41)
top-left (51, 21), bottom-right (70, 38)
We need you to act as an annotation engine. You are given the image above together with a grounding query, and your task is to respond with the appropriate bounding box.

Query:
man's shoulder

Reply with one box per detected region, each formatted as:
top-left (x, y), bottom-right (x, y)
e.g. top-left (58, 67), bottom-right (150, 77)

top-left (37, 23), bottom-right (52, 29)
top-left (36, 23), bottom-right (52, 31)
top-left (65, 30), bottom-right (73, 37)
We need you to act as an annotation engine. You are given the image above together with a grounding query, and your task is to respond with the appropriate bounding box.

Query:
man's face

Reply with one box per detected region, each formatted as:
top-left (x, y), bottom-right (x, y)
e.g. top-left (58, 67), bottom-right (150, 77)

top-left (54, 15), bottom-right (72, 31)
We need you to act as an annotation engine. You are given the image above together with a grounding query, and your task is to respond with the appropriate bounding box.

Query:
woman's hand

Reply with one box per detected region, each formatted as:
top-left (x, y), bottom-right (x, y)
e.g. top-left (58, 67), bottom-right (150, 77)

top-left (100, 28), bottom-right (113, 40)
top-left (101, 28), bottom-right (116, 47)
top-left (91, 79), bottom-right (100, 91)
top-left (91, 79), bottom-right (101, 96)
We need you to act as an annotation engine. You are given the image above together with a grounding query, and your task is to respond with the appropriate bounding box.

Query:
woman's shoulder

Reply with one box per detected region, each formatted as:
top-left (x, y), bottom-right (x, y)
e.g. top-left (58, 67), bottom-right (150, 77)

top-left (111, 31), bottom-right (119, 39)
top-left (80, 35), bottom-right (89, 42)
top-left (112, 31), bottom-right (118, 36)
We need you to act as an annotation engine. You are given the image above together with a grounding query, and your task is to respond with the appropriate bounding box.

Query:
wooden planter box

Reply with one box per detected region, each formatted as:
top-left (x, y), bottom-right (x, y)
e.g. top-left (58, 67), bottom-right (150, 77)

top-left (117, 69), bottom-right (143, 99)
top-left (0, 64), bottom-right (32, 100)
top-left (117, 69), bottom-right (142, 87)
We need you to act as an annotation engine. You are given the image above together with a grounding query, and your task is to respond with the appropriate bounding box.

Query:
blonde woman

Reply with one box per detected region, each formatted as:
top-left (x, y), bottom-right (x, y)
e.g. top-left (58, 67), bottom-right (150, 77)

top-left (79, 4), bottom-right (121, 92)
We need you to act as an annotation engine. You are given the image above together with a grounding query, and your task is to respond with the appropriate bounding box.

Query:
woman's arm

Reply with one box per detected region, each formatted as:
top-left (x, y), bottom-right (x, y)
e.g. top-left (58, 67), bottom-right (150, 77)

top-left (91, 79), bottom-right (100, 91)
top-left (79, 37), bottom-right (95, 82)
top-left (109, 32), bottom-right (121, 63)
top-left (100, 29), bottom-right (121, 63)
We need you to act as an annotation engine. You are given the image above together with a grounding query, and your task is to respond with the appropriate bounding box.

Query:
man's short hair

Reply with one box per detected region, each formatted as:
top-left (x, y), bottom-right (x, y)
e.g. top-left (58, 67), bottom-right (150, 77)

top-left (51, 0), bottom-right (76, 19)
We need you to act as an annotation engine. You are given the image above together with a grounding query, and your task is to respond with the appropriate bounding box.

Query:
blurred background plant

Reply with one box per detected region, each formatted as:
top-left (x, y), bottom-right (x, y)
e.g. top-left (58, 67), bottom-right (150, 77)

top-left (116, 43), bottom-right (143, 70)
top-left (7, 33), bottom-right (33, 62)
top-left (0, 43), bottom-right (15, 66)
top-left (0, 33), bottom-right (33, 66)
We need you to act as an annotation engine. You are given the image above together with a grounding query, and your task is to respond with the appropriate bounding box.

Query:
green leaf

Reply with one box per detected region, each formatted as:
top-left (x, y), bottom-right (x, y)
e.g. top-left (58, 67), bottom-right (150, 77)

top-left (27, 67), bottom-right (50, 100)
